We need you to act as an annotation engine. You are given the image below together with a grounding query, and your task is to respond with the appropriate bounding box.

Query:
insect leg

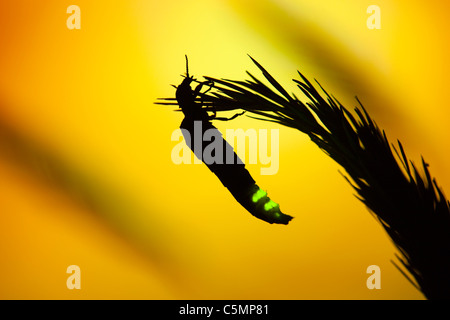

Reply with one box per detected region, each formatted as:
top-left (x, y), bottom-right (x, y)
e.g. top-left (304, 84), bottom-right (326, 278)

top-left (193, 79), bottom-right (214, 100)
top-left (193, 82), bottom-right (204, 98)
top-left (214, 111), bottom-right (246, 121)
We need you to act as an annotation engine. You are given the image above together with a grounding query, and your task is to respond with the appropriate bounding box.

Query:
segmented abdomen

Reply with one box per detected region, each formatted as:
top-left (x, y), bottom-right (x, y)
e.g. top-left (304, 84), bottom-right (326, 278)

top-left (180, 117), bottom-right (293, 225)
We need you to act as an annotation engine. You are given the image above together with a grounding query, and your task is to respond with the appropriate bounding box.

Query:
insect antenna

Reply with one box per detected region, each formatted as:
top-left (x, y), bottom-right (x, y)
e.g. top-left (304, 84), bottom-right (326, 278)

top-left (185, 54), bottom-right (190, 78)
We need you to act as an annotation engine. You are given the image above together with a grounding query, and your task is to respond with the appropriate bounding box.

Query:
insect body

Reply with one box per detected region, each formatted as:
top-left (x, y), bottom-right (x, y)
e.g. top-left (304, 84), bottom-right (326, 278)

top-left (175, 56), bottom-right (293, 225)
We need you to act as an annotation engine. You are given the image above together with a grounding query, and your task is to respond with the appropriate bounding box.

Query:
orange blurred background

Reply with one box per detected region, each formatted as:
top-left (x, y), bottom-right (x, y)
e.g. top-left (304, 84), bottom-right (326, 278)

top-left (1, 0), bottom-right (449, 299)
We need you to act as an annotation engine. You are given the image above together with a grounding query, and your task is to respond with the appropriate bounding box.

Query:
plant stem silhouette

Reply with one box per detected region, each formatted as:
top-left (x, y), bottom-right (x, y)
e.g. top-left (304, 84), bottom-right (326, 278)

top-left (157, 56), bottom-right (450, 299)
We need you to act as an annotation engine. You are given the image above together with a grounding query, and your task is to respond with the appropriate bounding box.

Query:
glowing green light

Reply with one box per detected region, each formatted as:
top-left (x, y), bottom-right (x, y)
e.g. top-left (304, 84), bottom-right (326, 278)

top-left (252, 188), bottom-right (267, 203)
top-left (264, 200), bottom-right (278, 211)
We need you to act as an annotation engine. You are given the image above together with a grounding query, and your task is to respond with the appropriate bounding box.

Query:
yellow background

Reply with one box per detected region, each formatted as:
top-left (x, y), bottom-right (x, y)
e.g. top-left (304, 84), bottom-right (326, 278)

top-left (1, 0), bottom-right (449, 299)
